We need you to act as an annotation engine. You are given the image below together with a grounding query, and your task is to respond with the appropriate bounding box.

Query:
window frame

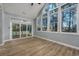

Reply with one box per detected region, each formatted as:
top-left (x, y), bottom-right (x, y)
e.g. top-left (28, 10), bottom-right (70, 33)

top-left (36, 16), bottom-right (42, 31)
top-left (49, 7), bottom-right (58, 32)
top-left (49, 12), bottom-right (58, 32)
top-left (42, 12), bottom-right (48, 31)
top-left (61, 3), bottom-right (77, 33)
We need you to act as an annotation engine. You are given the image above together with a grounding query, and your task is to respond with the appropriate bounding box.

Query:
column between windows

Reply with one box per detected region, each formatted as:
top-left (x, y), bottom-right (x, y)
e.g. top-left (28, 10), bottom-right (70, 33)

top-left (58, 7), bottom-right (62, 32)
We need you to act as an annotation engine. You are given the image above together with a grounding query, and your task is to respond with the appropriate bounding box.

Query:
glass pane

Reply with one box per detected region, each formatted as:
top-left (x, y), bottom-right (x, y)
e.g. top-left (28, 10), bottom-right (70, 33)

top-left (50, 14), bottom-right (58, 31)
top-left (12, 23), bottom-right (20, 38)
top-left (37, 18), bottom-right (41, 31)
top-left (43, 13), bottom-right (47, 17)
top-left (27, 25), bottom-right (32, 36)
top-left (61, 3), bottom-right (77, 9)
top-left (62, 4), bottom-right (77, 32)
top-left (21, 24), bottom-right (26, 37)
top-left (42, 17), bottom-right (47, 31)
top-left (48, 3), bottom-right (57, 11)
top-left (50, 8), bottom-right (58, 15)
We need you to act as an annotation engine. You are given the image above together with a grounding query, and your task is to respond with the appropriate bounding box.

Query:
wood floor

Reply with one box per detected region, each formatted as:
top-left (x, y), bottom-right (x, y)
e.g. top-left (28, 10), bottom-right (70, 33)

top-left (0, 37), bottom-right (79, 56)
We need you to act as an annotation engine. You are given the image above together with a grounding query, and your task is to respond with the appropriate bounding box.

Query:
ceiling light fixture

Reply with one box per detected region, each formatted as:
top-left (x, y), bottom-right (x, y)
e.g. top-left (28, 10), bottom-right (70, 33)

top-left (31, 3), bottom-right (41, 6)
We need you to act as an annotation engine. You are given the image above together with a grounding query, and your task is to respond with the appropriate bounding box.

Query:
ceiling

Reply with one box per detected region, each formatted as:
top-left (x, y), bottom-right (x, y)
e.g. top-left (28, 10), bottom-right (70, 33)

top-left (3, 3), bottom-right (45, 20)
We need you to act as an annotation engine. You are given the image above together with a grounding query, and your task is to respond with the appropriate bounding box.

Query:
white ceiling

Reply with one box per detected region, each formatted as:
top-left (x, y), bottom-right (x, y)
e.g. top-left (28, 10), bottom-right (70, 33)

top-left (3, 3), bottom-right (45, 20)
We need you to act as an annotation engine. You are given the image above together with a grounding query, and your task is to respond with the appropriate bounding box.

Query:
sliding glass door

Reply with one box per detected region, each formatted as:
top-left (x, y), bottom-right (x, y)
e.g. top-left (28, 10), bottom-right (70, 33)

top-left (12, 23), bottom-right (20, 38)
top-left (21, 24), bottom-right (26, 37)
top-left (11, 23), bottom-right (32, 39)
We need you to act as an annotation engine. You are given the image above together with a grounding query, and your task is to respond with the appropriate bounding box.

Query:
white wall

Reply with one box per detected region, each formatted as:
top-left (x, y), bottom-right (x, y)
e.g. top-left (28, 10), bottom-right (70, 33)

top-left (77, 4), bottom-right (79, 33)
top-left (0, 9), bottom-right (3, 44)
top-left (3, 13), bottom-right (10, 41)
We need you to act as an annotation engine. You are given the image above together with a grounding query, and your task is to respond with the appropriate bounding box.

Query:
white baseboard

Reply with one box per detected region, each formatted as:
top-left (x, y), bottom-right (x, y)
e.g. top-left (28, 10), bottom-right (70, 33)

top-left (1, 36), bottom-right (33, 46)
top-left (4, 37), bottom-right (31, 42)
top-left (34, 35), bottom-right (79, 50)
top-left (0, 42), bottom-right (4, 46)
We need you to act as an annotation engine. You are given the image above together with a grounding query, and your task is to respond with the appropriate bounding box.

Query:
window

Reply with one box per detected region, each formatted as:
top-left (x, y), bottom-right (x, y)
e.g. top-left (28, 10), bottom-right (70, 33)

top-left (62, 3), bottom-right (77, 32)
top-left (43, 5), bottom-right (48, 13)
top-left (48, 3), bottom-right (57, 11)
top-left (50, 13), bottom-right (58, 31)
top-left (37, 17), bottom-right (41, 31)
top-left (36, 3), bottom-right (78, 33)
top-left (61, 3), bottom-right (77, 9)
top-left (49, 4), bottom-right (58, 32)
top-left (42, 16), bottom-right (48, 31)
top-left (42, 5), bottom-right (48, 31)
